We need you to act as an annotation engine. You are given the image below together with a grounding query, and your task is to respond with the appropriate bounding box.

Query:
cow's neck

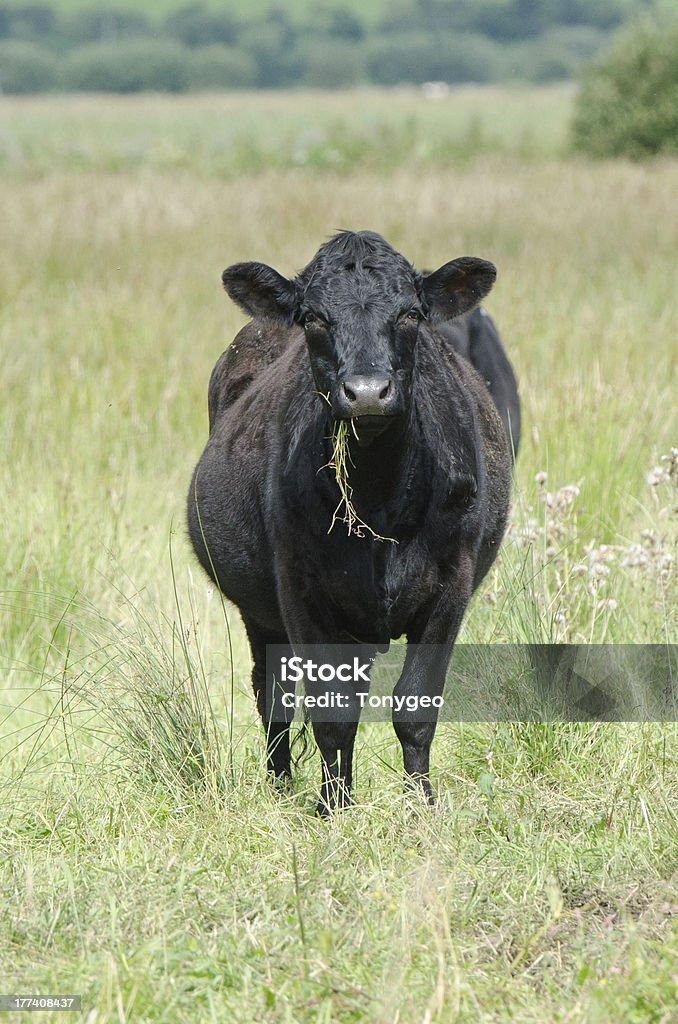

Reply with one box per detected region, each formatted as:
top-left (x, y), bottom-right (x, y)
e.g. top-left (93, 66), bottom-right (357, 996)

top-left (339, 411), bottom-right (419, 508)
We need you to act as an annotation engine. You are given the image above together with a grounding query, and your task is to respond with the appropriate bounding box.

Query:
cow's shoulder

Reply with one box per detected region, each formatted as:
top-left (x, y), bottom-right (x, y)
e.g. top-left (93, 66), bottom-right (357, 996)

top-left (207, 320), bottom-right (303, 432)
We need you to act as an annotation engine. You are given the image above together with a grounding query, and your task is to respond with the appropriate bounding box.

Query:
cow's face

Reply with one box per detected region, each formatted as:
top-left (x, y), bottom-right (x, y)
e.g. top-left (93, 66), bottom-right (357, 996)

top-left (298, 240), bottom-right (424, 426)
top-left (223, 231), bottom-right (496, 438)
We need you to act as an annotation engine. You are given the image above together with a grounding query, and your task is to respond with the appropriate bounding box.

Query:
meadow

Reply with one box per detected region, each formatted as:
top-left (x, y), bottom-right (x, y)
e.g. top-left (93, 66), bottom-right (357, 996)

top-left (0, 87), bottom-right (676, 1022)
top-left (0, 87), bottom-right (573, 176)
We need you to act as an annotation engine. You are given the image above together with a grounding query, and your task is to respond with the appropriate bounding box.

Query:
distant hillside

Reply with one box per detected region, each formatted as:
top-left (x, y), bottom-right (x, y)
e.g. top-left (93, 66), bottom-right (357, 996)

top-left (0, 0), bottom-right (661, 31)
top-left (0, 0), bottom-right (386, 22)
top-left (0, 0), bottom-right (669, 94)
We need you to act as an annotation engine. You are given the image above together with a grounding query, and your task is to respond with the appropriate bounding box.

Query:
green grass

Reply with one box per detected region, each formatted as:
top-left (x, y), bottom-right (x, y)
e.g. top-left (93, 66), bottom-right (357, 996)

top-left (1, 89), bottom-right (677, 1022)
top-left (0, 86), bottom-right (574, 178)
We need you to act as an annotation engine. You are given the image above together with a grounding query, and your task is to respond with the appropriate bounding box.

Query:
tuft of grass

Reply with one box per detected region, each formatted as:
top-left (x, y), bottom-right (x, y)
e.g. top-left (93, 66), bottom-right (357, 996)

top-left (1, 586), bottom-right (235, 817)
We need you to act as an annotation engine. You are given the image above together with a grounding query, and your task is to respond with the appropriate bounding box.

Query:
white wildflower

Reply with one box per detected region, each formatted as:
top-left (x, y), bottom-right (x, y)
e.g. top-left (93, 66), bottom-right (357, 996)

top-left (647, 466), bottom-right (668, 487)
top-left (621, 544), bottom-right (648, 568)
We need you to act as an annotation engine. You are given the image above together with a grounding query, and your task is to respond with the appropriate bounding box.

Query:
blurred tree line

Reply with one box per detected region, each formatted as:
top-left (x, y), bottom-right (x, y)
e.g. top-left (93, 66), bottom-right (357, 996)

top-left (0, 0), bottom-right (665, 94)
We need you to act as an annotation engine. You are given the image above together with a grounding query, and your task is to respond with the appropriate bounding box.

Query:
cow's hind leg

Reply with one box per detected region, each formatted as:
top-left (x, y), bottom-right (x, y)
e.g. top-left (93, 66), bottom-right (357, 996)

top-left (244, 622), bottom-right (293, 782)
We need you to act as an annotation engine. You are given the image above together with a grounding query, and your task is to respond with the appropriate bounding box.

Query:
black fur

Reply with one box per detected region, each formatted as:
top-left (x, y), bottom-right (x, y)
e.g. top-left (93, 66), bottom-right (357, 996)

top-left (187, 231), bottom-right (520, 813)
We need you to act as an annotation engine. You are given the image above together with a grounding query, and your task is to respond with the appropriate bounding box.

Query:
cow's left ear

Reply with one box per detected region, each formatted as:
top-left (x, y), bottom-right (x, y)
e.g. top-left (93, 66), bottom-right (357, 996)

top-left (222, 261), bottom-right (298, 322)
top-left (422, 257), bottom-right (496, 321)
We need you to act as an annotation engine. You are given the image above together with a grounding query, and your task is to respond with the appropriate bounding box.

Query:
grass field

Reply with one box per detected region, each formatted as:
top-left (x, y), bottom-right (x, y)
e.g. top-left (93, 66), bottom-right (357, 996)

top-left (0, 86), bottom-right (574, 176)
top-left (1, 89), bottom-right (676, 1023)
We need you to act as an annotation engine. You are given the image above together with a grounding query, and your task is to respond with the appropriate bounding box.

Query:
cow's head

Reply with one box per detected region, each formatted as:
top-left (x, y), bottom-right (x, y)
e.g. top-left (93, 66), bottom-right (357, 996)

top-left (222, 231), bottom-right (495, 437)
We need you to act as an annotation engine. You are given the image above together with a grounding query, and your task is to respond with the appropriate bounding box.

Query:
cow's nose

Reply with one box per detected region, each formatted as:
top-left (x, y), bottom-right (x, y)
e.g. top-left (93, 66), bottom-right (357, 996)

top-left (340, 375), bottom-right (393, 416)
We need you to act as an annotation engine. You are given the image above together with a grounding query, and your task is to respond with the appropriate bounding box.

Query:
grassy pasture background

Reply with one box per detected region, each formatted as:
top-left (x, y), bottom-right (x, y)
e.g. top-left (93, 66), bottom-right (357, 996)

top-left (1, 87), bottom-right (677, 1022)
top-left (0, 86), bottom-right (574, 174)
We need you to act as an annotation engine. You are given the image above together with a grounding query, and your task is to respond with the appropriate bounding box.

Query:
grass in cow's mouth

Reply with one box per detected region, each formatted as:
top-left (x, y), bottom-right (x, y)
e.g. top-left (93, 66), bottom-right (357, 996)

top-left (327, 420), bottom-right (397, 543)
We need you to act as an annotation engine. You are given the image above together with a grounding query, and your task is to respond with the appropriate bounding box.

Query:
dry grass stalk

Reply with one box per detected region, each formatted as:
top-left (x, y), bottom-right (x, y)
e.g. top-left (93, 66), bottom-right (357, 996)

top-left (327, 420), bottom-right (397, 543)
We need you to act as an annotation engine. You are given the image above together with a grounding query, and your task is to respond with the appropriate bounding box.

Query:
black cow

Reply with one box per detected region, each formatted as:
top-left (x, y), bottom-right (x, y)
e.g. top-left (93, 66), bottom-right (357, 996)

top-left (187, 231), bottom-right (518, 814)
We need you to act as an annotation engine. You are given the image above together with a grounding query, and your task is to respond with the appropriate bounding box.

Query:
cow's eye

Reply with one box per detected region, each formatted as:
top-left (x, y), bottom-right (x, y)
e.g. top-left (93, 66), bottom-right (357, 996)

top-left (400, 307), bottom-right (422, 324)
top-left (304, 312), bottom-right (326, 329)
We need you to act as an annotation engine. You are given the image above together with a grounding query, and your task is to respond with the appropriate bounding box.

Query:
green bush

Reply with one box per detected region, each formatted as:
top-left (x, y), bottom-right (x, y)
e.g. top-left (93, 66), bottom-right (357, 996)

top-left (5, 5), bottom-right (57, 42)
top-left (505, 26), bottom-right (608, 83)
top-left (572, 20), bottom-right (678, 157)
top-left (164, 6), bottom-right (238, 48)
top-left (0, 40), bottom-right (57, 93)
top-left (304, 40), bottom-right (364, 89)
top-left (61, 40), bottom-right (189, 92)
top-left (187, 45), bottom-right (256, 90)
top-left (365, 31), bottom-right (501, 86)
top-left (63, 9), bottom-right (151, 46)
top-left (238, 22), bottom-right (304, 88)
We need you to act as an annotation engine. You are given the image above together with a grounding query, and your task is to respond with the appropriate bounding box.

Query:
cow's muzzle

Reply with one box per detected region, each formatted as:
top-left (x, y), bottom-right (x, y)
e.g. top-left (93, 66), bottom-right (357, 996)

top-left (335, 375), bottom-right (395, 418)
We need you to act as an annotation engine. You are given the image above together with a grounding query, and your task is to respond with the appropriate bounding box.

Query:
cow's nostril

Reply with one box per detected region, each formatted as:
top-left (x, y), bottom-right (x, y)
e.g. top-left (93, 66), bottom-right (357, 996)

top-left (379, 381), bottom-right (392, 401)
top-left (343, 382), bottom-right (357, 403)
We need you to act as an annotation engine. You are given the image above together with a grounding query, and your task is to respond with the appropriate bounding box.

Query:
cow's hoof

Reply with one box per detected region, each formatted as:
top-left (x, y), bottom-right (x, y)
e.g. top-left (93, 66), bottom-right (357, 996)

top-left (270, 770), bottom-right (292, 793)
top-left (314, 799), bottom-right (333, 818)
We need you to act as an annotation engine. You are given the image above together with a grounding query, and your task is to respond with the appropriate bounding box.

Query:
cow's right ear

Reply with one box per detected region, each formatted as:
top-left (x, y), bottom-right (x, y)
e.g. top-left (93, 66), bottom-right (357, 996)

top-left (222, 262), bottom-right (298, 322)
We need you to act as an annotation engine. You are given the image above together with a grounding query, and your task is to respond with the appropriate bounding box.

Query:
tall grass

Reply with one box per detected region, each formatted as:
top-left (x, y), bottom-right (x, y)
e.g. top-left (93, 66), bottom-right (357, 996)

top-left (0, 90), bottom-right (676, 1022)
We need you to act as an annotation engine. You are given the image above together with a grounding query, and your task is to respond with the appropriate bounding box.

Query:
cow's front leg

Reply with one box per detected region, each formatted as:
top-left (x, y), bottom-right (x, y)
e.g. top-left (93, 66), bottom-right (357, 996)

top-left (393, 554), bottom-right (475, 803)
top-left (276, 552), bottom-right (374, 814)
top-left (303, 644), bottom-right (373, 816)
top-left (392, 644), bottom-right (453, 804)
